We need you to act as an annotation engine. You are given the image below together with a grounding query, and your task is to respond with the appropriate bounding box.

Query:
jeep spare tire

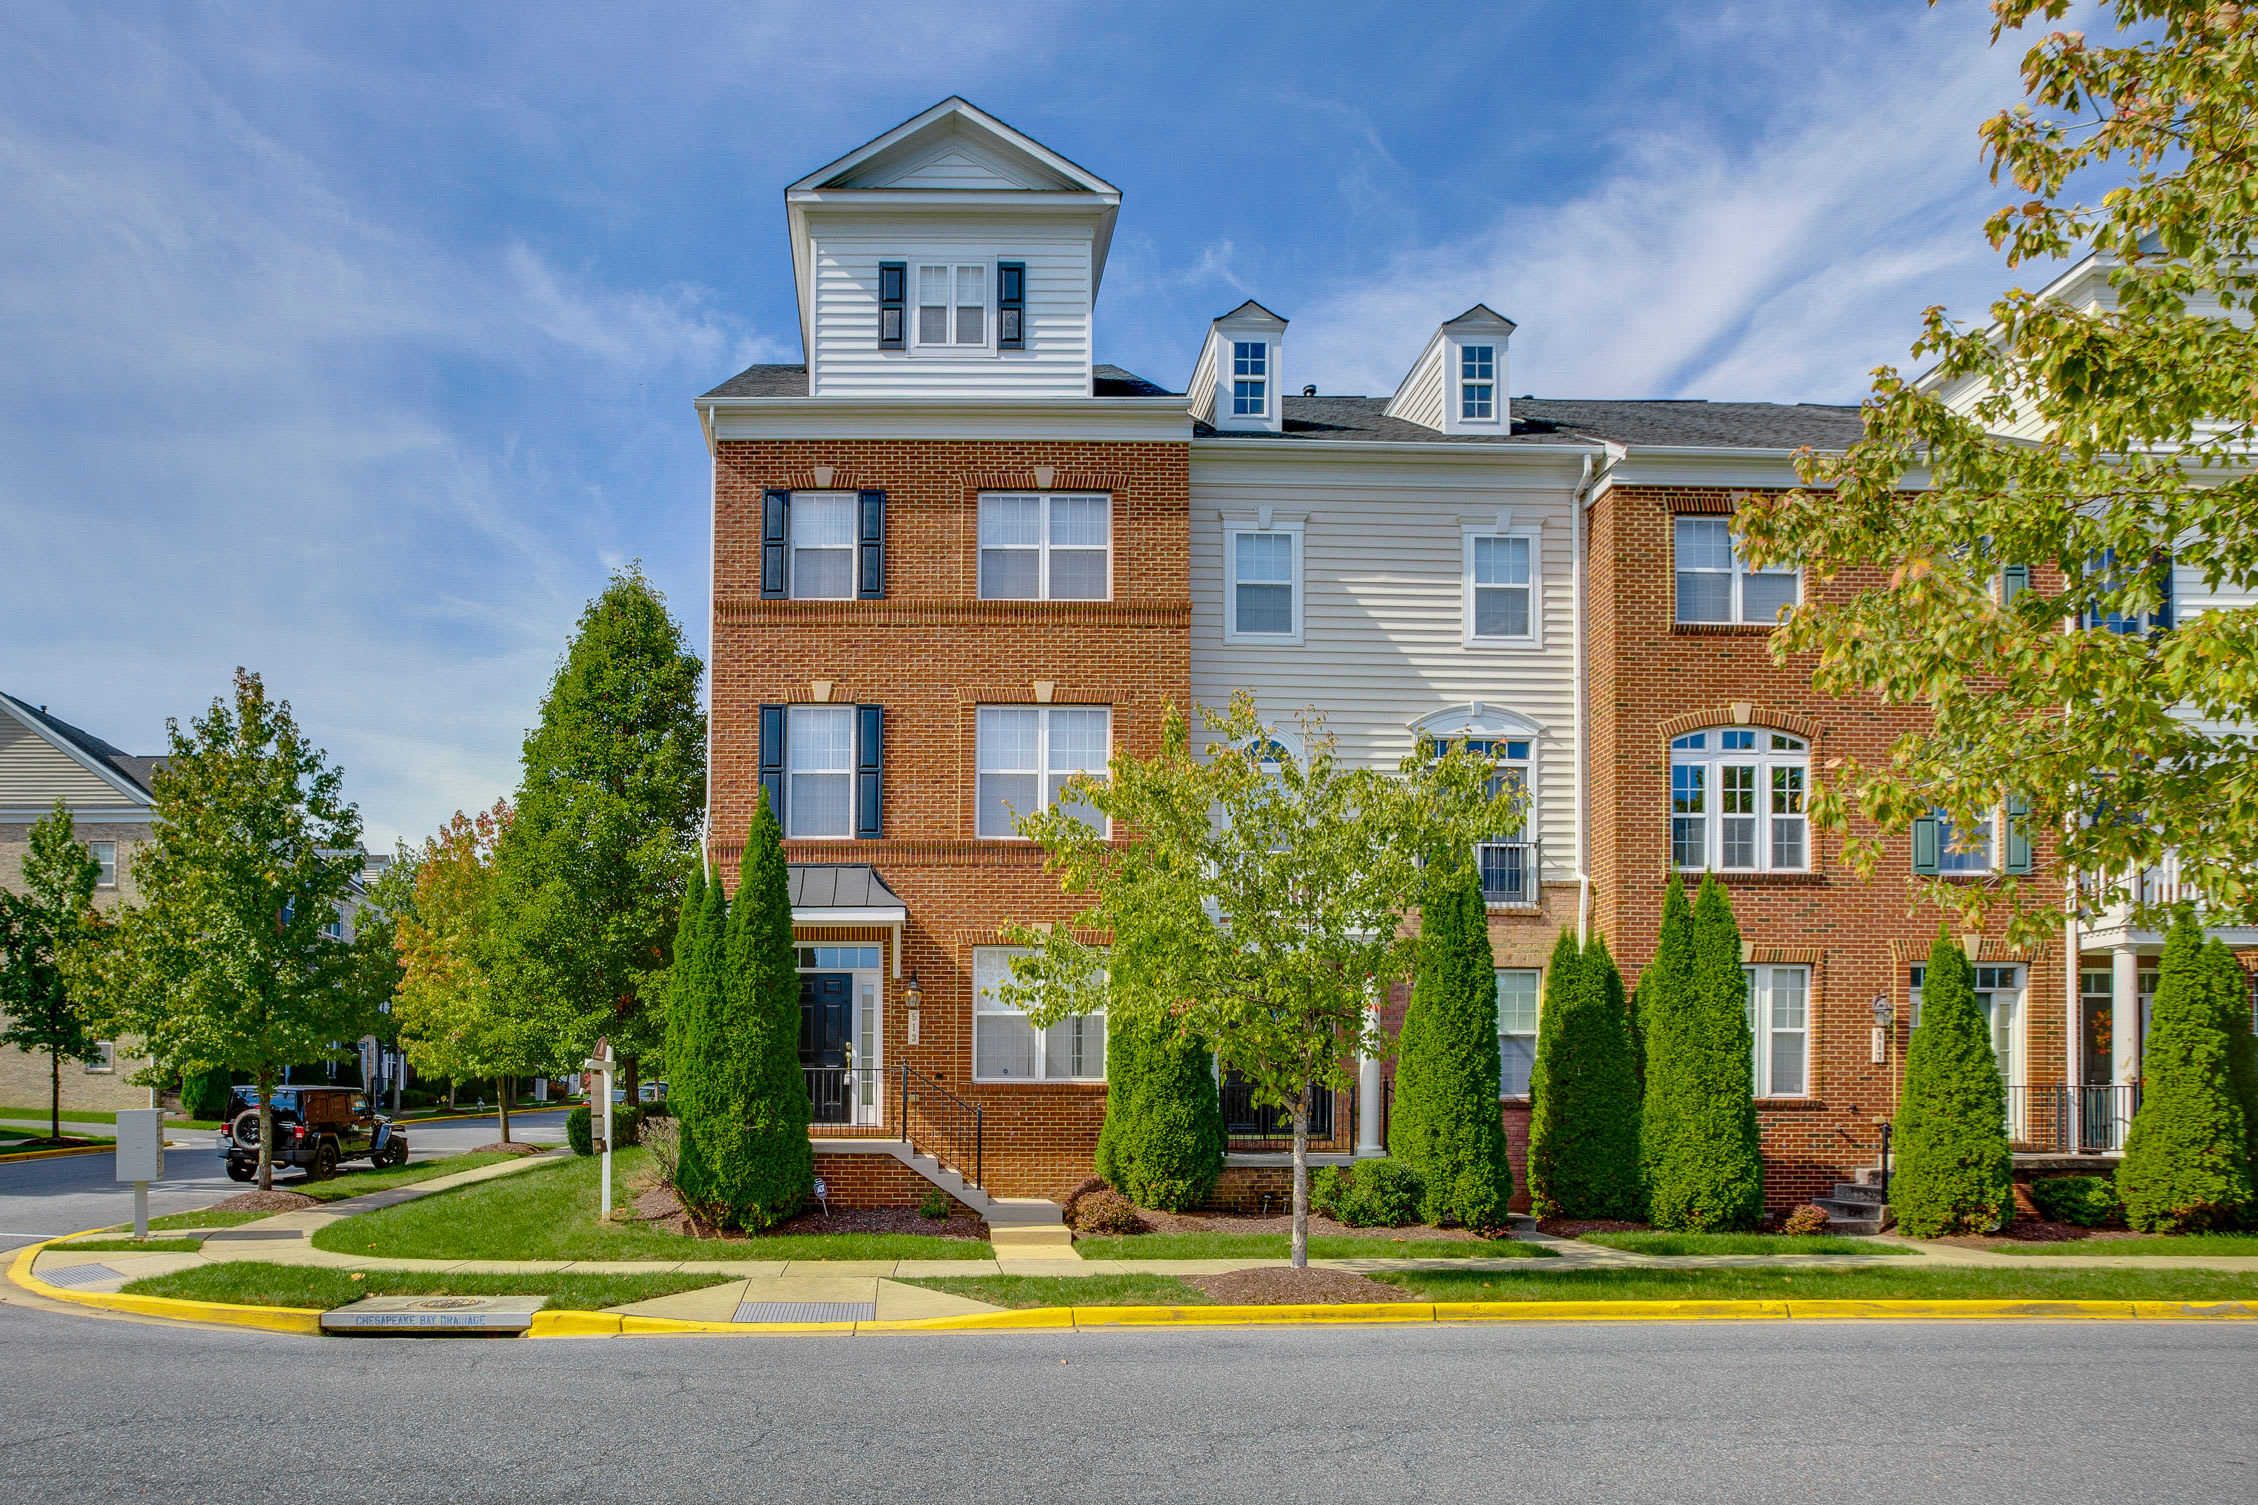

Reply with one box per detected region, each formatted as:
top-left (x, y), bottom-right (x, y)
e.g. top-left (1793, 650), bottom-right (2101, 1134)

top-left (232, 1109), bottom-right (265, 1146)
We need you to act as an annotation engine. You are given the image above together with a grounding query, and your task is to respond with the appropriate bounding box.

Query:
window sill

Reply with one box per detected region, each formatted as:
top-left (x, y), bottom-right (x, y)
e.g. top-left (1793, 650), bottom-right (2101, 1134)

top-left (1670, 621), bottom-right (1777, 635)
top-left (1463, 637), bottom-right (1543, 651)
top-left (1673, 869), bottom-right (1825, 884)
top-left (1754, 1097), bottom-right (1825, 1111)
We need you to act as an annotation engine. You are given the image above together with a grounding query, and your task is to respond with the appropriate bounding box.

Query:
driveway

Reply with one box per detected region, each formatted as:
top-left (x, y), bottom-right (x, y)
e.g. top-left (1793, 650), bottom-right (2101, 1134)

top-left (0, 1107), bottom-right (569, 1252)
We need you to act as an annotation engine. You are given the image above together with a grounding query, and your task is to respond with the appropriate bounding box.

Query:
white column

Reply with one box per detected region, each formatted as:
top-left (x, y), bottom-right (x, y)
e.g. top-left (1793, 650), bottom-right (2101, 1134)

top-left (1357, 996), bottom-right (1384, 1157)
top-left (2111, 944), bottom-right (2141, 1087)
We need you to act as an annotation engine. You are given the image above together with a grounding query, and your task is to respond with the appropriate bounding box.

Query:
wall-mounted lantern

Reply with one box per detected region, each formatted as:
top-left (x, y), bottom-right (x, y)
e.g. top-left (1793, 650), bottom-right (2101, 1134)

top-left (904, 970), bottom-right (922, 1046)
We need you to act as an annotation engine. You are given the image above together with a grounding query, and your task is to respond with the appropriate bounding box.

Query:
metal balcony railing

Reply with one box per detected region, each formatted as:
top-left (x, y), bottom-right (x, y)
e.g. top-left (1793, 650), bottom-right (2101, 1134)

top-left (1477, 838), bottom-right (1540, 908)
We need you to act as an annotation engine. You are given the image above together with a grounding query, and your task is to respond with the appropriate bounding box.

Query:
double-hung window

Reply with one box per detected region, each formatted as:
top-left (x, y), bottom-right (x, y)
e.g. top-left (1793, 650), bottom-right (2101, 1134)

top-left (976, 706), bottom-right (1109, 838)
top-left (1438, 737), bottom-right (1534, 906)
top-left (1745, 966), bottom-right (1809, 1097)
top-left (1460, 345), bottom-right (1496, 420)
top-left (1226, 526), bottom-right (1300, 640)
top-left (973, 947), bottom-right (1105, 1081)
top-left (1231, 341), bottom-right (1268, 416)
top-left (1669, 729), bottom-right (1809, 873)
top-left (788, 493), bottom-right (857, 599)
top-left (978, 493), bottom-right (1110, 600)
top-left (785, 705), bottom-right (855, 838)
top-left (1497, 969), bottom-right (1541, 1096)
top-left (1674, 516), bottom-right (1800, 624)
top-left (87, 840), bottom-right (116, 888)
top-left (1466, 532), bottom-right (1535, 642)
top-left (916, 263), bottom-right (987, 348)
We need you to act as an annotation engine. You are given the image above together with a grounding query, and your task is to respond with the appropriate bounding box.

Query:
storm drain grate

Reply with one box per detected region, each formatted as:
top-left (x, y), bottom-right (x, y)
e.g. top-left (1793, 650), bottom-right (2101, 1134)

top-left (40, 1263), bottom-right (122, 1288)
top-left (731, 1301), bottom-right (875, 1324)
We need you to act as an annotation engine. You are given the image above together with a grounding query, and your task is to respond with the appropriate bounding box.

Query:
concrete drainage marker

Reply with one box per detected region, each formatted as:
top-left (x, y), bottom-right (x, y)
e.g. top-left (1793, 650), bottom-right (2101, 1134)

top-left (37, 1263), bottom-right (122, 1289)
top-left (321, 1294), bottom-right (549, 1335)
top-left (733, 1300), bottom-right (876, 1324)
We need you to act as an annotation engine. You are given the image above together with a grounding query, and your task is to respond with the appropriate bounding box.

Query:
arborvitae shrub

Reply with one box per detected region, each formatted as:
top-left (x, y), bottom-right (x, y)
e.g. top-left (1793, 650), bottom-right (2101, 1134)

top-left (180, 1070), bottom-right (232, 1122)
top-left (1638, 874), bottom-right (1696, 1199)
top-left (1388, 860), bottom-right (1512, 1229)
top-left (1096, 1014), bottom-right (1224, 1211)
top-left (2028, 1175), bottom-right (2121, 1228)
top-left (667, 874), bottom-right (726, 1208)
top-left (1646, 876), bottom-right (1764, 1231)
top-left (2206, 937), bottom-right (2258, 1207)
top-left (1311, 1158), bottom-right (1424, 1227)
top-left (1527, 929), bottom-right (1644, 1220)
top-left (1891, 931), bottom-right (2014, 1237)
top-left (566, 1104), bottom-right (592, 1156)
top-left (2119, 914), bottom-right (2252, 1233)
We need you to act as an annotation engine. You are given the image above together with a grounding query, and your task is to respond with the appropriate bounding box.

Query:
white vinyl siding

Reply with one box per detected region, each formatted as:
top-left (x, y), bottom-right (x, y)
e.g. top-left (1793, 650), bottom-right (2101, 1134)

top-left (808, 224), bottom-right (1092, 398)
top-left (973, 947), bottom-right (1105, 1082)
top-left (0, 716), bottom-right (137, 809)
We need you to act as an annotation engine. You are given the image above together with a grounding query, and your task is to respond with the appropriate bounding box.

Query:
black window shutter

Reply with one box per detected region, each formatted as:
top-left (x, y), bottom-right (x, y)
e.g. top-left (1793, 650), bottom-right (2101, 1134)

top-left (2155, 551), bottom-right (2174, 630)
top-left (759, 704), bottom-right (786, 824)
top-left (857, 490), bottom-right (886, 600)
top-left (878, 262), bottom-right (906, 349)
top-left (997, 261), bottom-right (1026, 349)
top-left (761, 490), bottom-right (790, 599)
top-left (856, 704), bottom-right (883, 839)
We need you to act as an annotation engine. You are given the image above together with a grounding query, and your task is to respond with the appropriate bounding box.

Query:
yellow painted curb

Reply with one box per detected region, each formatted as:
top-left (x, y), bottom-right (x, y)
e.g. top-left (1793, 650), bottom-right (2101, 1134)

top-left (1785, 1299), bottom-right (2136, 1321)
top-left (859, 1308), bottom-right (1076, 1332)
top-left (0, 1143), bottom-right (112, 1163)
top-left (527, 1310), bottom-right (621, 1337)
top-left (1073, 1302), bottom-right (1438, 1327)
top-left (619, 1314), bottom-right (855, 1336)
top-left (1437, 1299), bottom-right (1789, 1323)
top-left (8, 1241), bottom-right (323, 1335)
top-left (2133, 1301), bottom-right (2258, 1320)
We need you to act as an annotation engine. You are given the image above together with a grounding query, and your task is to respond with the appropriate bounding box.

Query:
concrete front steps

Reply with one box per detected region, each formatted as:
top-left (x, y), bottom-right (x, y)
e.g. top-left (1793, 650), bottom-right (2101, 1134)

top-left (815, 1138), bottom-right (1072, 1257)
top-left (1811, 1167), bottom-right (1892, 1237)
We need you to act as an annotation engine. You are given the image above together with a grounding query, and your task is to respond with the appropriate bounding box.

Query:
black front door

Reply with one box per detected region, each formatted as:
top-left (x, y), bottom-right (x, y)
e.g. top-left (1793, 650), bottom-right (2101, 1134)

top-left (800, 973), bottom-right (853, 1124)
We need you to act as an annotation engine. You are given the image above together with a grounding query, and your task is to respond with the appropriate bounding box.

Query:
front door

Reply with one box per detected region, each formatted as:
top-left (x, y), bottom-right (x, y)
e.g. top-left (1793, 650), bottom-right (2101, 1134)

top-left (800, 973), bottom-right (854, 1124)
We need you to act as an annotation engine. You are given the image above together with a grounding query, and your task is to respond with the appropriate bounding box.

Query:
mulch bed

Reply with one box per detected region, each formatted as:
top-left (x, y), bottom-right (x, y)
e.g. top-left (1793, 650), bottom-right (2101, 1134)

top-left (1535, 1218), bottom-right (1647, 1238)
top-left (205, 1189), bottom-right (321, 1214)
top-left (1126, 1208), bottom-right (1491, 1242)
top-left (1188, 1267), bottom-right (1419, 1305)
top-left (620, 1178), bottom-right (988, 1242)
top-left (470, 1141), bottom-right (550, 1156)
top-left (1937, 1220), bottom-right (2146, 1246)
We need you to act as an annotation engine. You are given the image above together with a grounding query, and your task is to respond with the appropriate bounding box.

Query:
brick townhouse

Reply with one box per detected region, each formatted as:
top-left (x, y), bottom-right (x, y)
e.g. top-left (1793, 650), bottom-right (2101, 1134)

top-left (693, 98), bottom-right (2243, 1215)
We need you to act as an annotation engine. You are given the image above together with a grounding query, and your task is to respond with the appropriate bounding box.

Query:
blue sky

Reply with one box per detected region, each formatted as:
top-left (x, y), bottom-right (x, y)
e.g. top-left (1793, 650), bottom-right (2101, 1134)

top-left (0, 1), bottom-right (2049, 847)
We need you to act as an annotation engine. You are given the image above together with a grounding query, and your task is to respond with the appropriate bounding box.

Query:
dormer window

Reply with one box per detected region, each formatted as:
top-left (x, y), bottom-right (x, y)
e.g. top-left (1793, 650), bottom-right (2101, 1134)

top-left (1461, 345), bottom-right (1496, 420)
top-left (917, 263), bottom-right (987, 347)
top-left (1232, 341), bottom-right (1268, 416)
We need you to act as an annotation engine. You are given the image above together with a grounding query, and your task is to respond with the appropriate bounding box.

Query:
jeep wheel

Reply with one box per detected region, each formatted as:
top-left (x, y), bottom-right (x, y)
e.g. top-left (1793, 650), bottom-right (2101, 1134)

top-left (379, 1141), bottom-right (408, 1169)
top-left (309, 1139), bottom-right (340, 1179)
top-left (230, 1109), bottom-right (264, 1147)
top-left (226, 1160), bottom-right (254, 1183)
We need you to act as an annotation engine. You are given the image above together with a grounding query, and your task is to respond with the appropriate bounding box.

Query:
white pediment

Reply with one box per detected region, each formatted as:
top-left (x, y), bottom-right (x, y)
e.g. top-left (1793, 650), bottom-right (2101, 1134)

top-left (792, 98), bottom-right (1116, 197)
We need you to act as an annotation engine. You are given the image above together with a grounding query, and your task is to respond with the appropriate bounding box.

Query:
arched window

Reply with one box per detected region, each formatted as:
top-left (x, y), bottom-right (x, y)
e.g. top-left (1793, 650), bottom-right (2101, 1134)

top-left (1668, 727), bottom-right (1808, 873)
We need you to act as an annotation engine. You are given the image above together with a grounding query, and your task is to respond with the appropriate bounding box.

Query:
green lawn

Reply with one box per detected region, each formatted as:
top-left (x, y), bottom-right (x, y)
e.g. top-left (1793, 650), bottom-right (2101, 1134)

top-left (307, 1147), bottom-right (991, 1262)
top-left (0, 1108), bottom-right (220, 1129)
top-left (286, 1150), bottom-right (520, 1202)
top-left (1582, 1232), bottom-right (1917, 1257)
top-left (47, 1237), bottom-right (205, 1253)
top-left (1074, 1232), bottom-right (1553, 1261)
top-left (145, 1209), bottom-right (275, 1232)
top-left (1983, 1233), bottom-right (2258, 1257)
top-left (902, 1274), bottom-right (1212, 1308)
top-left (123, 1261), bottom-right (733, 1312)
top-left (1374, 1266), bottom-right (2258, 1303)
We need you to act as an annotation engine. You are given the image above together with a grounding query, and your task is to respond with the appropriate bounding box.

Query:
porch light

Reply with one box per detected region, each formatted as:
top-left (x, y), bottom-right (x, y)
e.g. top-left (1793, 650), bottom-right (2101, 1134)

top-left (904, 971), bottom-right (922, 1046)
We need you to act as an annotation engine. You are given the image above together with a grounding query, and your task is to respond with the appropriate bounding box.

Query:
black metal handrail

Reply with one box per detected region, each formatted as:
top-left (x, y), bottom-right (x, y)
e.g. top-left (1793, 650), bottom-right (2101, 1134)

top-left (2006, 1084), bottom-right (2141, 1154)
top-left (898, 1062), bottom-right (985, 1191)
top-left (1220, 1078), bottom-right (1355, 1152)
top-left (802, 1065), bottom-right (890, 1133)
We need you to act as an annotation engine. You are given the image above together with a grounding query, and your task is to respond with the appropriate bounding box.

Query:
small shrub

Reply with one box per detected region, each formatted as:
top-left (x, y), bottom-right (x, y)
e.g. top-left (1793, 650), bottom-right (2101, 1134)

top-left (1059, 1175), bottom-right (1107, 1225)
top-left (566, 1105), bottom-right (592, 1156)
top-left (1312, 1158), bottom-right (1424, 1228)
top-left (563, 1104), bottom-right (639, 1158)
top-left (1072, 1190), bottom-right (1147, 1236)
top-left (641, 1117), bottom-right (681, 1186)
top-left (180, 1070), bottom-right (233, 1122)
top-left (918, 1188), bottom-right (951, 1220)
top-left (2029, 1175), bottom-right (2121, 1228)
top-left (1779, 1204), bottom-right (1831, 1236)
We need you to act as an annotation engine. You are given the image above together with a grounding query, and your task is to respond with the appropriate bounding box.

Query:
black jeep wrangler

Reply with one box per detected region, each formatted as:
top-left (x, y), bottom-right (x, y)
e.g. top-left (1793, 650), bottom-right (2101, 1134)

top-left (220, 1086), bottom-right (408, 1182)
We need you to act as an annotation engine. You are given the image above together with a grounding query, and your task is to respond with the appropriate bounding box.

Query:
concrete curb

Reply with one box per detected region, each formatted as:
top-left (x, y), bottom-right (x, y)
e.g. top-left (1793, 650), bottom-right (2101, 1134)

top-left (7, 1237), bottom-right (324, 1335)
top-left (0, 1143), bottom-right (114, 1164)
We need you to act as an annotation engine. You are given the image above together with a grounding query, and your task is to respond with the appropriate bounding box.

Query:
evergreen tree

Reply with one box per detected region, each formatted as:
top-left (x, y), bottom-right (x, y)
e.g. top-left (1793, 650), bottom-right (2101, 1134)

top-left (1637, 874), bottom-right (1696, 1202)
top-left (1647, 876), bottom-right (1764, 1230)
top-left (2207, 938), bottom-right (2258, 1204)
top-left (1528, 929), bottom-right (1644, 1219)
top-left (1891, 931), bottom-right (2014, 1237)
top-left (1388, 859), bottom-right (1512, 1229)
top-left (661, 866), bottom-right (713, 1199)
top-left (695, 792), bottom-right (812, 1229)
top-left (1096, 1012), bottom-right (1224, 1211)
top-left (0, 801), bottom-right (105, 1142)
top-left (488, 566), bottom-right (705, 1104)
top-left (2119, 914), bottom-right (2252, 1232)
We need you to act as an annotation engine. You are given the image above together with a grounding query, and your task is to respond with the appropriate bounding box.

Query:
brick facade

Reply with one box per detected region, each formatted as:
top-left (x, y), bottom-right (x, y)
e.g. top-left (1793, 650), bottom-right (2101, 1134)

top-left (811, 1148), bottom-right (984, 1213)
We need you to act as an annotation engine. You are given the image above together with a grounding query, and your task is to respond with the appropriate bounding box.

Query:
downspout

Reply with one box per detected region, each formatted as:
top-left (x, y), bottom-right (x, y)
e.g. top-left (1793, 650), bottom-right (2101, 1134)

top-left (1571, 451), bottom-right (1597, 945)
top-left (700, 397), bottom-right (717, 883)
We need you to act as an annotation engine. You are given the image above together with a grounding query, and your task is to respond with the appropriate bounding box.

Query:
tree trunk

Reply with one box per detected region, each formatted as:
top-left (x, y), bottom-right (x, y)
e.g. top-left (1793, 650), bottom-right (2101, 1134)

top-left (447, 1078), bottom-right (457, 1109)
top-left (621, 1054), bottom-right (640, 1115)
top-left (256, 1069), bottom-right (274, 1191)
top-left (1291, 1084), bottom-right (1310, 1269)
top-left (49, 1052), bottom-right (61, 1142)
top-left (499, 1075), bottom-right (513, 1144)
top-left (391, 1054), bottom-right (402, 1115)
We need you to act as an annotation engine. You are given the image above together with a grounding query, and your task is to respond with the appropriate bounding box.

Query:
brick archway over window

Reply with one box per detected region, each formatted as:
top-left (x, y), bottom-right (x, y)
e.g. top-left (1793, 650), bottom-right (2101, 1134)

top-left (1657, 703), bottom-right (1823, 746)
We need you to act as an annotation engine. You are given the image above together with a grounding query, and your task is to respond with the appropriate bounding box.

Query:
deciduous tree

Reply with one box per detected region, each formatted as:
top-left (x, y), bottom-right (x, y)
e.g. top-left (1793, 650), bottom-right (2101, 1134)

top-left (0, 801), bottom-right (105, 1141)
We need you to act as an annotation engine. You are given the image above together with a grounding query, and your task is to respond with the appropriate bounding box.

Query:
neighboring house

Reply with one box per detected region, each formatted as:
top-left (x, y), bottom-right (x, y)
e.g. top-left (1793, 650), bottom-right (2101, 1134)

top-left (0, 692), bottom-right (163, 1111)
top-left (696, 97), bottom-right (2187, 1213)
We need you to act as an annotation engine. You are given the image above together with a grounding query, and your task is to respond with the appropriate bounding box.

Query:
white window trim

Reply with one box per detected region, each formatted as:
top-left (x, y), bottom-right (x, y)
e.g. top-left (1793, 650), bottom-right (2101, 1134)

top-left (1673, 516), bottom-right (1804, 626)
top-left (1229, 339), bottom-right (1270, 419)
top-left (1456, 340), bottom-right (1501, 426)
top-left (1223, 520), bottom-right (1304, 644)
top-left (909, 259), bottom-right (995, 357)
top-left (1746, 965), bottom-right (1812, 1099)
top-left (974, 704), bottom-right (1113, 841)
top-left (972, 946), bottom-right (1106, 1083)
top-left (977, 491), bottom-right (1114, 602)
top-left (1496, 968), bottom-right (1541, 1099)
top-left (1670, 727), bottom-right (1810, 874)
top-left (1461, 525), bottom-right (1543, 648)
top-left (87, 839), bottom-right (117, 889)
top-left (84, 1041), bottom-right (116, 1074)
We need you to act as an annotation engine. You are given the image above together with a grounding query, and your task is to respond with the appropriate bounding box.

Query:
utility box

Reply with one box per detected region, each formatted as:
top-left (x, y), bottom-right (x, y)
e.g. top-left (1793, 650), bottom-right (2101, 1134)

top-left (115, 1108), bottom-right (164, 1183)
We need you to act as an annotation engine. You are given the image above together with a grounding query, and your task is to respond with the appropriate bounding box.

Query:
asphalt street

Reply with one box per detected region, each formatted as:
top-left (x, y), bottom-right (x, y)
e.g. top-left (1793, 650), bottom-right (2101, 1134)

top-left (0, 1107), bottom-right (569, 1250)
top-left (0, 1301), bottom-right (2251, 1504)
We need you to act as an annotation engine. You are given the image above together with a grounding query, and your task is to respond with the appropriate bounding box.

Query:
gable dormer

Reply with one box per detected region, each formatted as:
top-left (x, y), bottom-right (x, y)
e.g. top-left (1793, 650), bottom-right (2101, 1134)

top-left (1188, 301), bottom-right (1288, 434)
top-left (1385, 304), bottom-right (1517, 435)
top-left (785, 98), bottom-right (1121, 399)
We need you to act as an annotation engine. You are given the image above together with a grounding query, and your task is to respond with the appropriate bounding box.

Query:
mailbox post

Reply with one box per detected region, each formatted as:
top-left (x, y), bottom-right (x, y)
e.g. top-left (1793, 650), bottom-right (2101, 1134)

top-left (582, 1036), bottom-right (615, 1223)
top-left (115, 1108), bottom-right (164, 1242)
